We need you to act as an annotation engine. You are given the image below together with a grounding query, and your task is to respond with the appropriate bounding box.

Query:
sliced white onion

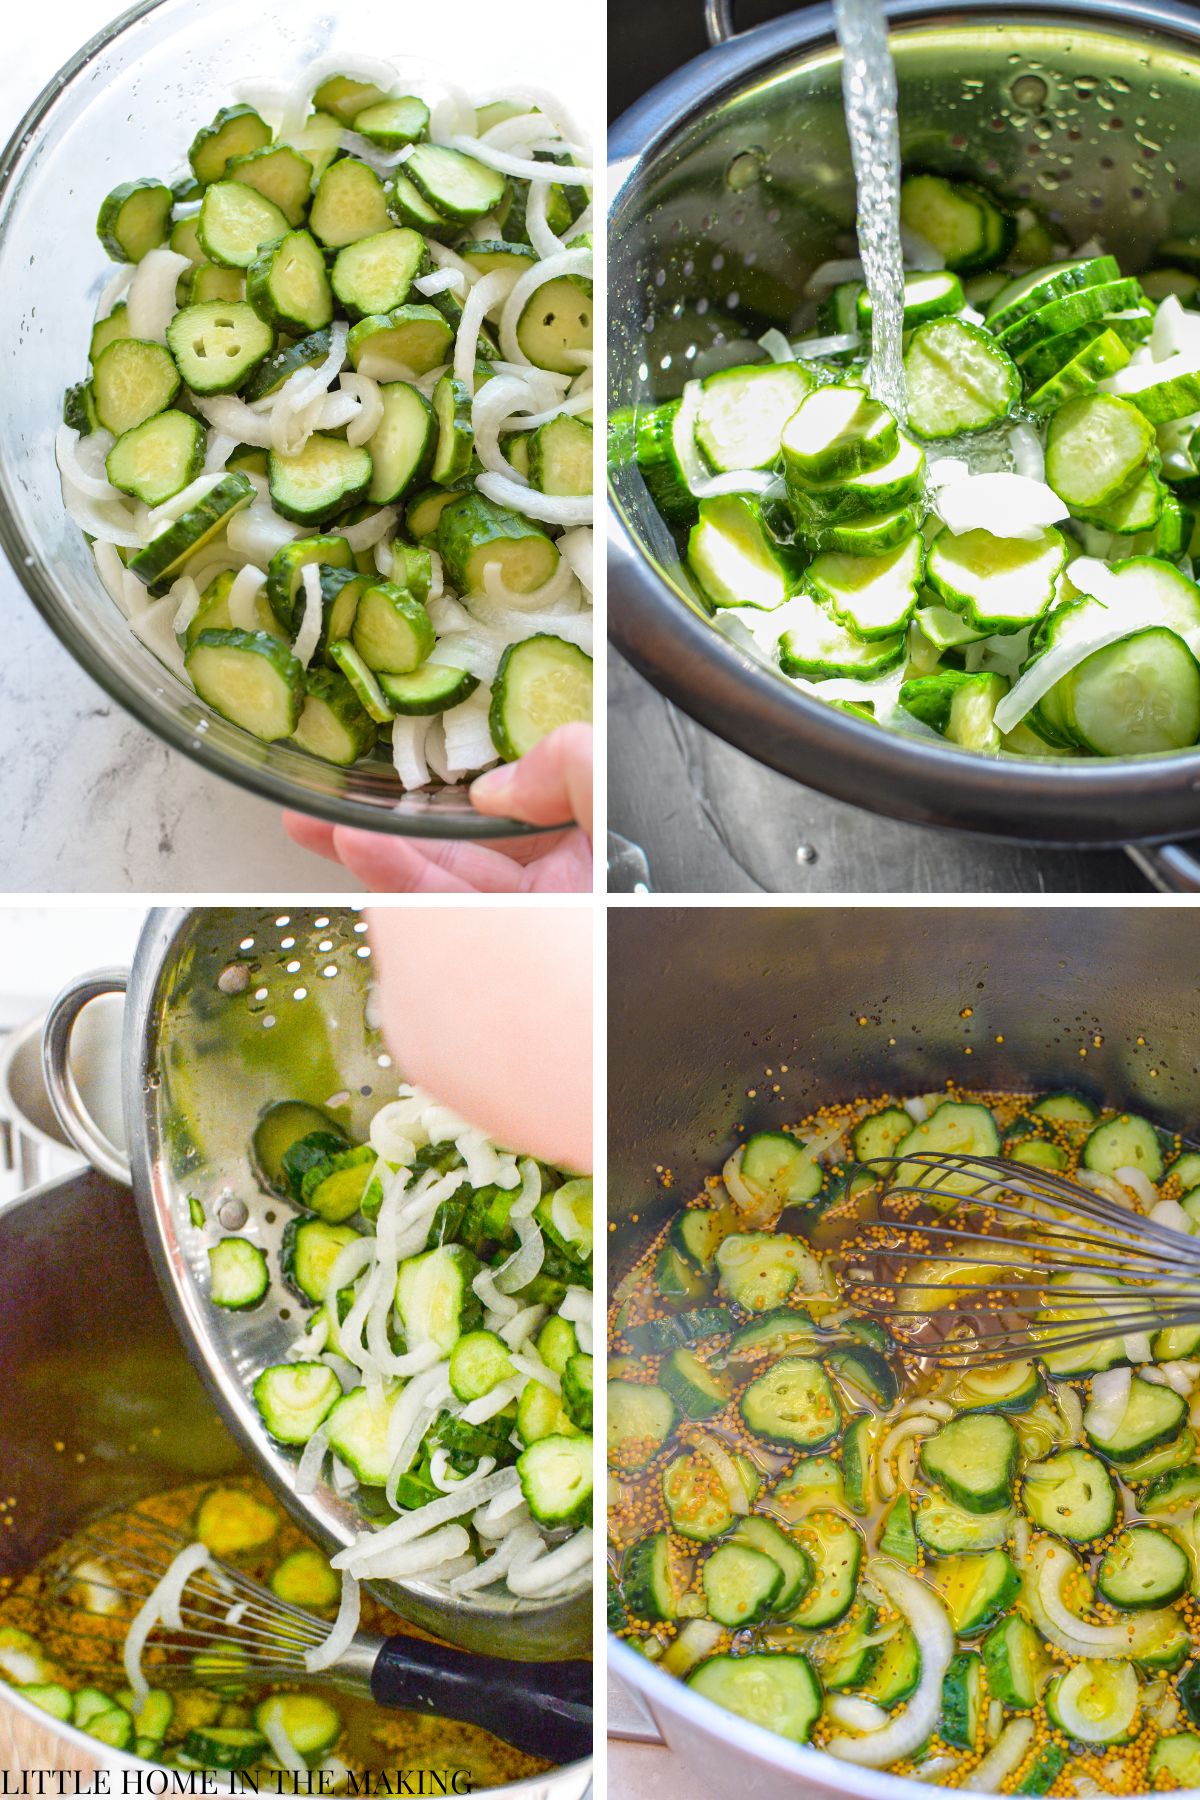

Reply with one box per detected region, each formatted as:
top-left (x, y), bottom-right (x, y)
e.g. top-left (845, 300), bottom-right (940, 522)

top-left (934, 472), bottom-right (1067, 539)
top-left (227, 564), bottom-right (267, 632)
top-left (123, 1541), bottom-right (211, 1709)
top-left (825, 1563), bottom-right (953, 1767)
top-left (334, 1468), bottom-right (519, 1570)
top-left (442, 684), bottom-right (497, 775)
top-left (338, 372), bottom-right (384, 449)
top-left (1083, 1366), bottom-right (1131, 1441)
top-left (524, 178), bottom-right (565, 262)
top-left (496, 1212), bottom-right (547, 1294)
top-left (170, 577), bottom-right (202, 636)
top-left (479, 553), bottom-right (576, 612)
top-left (448, 135), bottom-right (592, 186)
top-left (1028, 1539), bottom-right (1178, 1656)
top-left (557, 526), bottom-right (593, 593)
top-left (499, 248), bottom-right (591, 368)
top-left (202, 431), bottom-right (238, 477)
top-left (1101, 347), bottom-right (1200, 398)
top-left (476, 469), bottom-right (591, 526)
top-left (227, 503), bottom-right (301, 561)
top-left (295, 1422), bottom-right (330, 1496)
top-left (147, 471), bottom-right (224, 533)
top-left (693, 1434), bottom-right (750, 1515)
top-left (392, 715), bottom-right (432, 789)
top-left (964, 1718), bottom-right (1035, 1792)
top-left (261, 1708), bottom-right (307, 1775)
top-left (899, 225), bottom-right (946, 271)
top-left (130, 592), bottom-right (188, 679)
top-left (455, 269), bottom-right (518, 386)
top-left (805, 257), bottom-right (865, 294)
top-left (95, 264), bottom-right (134, 319)
top-left (827, 1696), bottom-right (891, 1732)
top-left (293, 564), bottom-right (323, 669)
top-left (341, 504), bottom-right (395, 552)
top-left (277, 53), bottom-right (404, 144)
top-left (794, 330), bottom-right (861, 359)
top-left (415, 268), bottom-right (467, 298)
top-left (757, 327), bottom-right (794, 363)
top-left (126, 248), bottom-right (192, 344)
top-left (1151, 1198), bottom-right (1193, 1235)
top-left (194, 391), bottom-right (277, 449)
top-left (507, 1528), bottom-right (593, 1596)
top-left (1116, 1165), bottom-right (1159, 1209)
top-left (56, 425), bottom-right (118, 502)
top-left (1008, 421), bottom-right (1046, 483)
top-left (471, 373), bottom-right (536, 479)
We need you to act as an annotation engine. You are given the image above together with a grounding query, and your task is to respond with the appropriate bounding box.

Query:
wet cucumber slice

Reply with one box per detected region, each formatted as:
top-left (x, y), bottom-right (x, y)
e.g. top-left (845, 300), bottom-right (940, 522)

top-left (686, 1652), bottom-right (821, 1744)
top-left (291, 667), bottom-right (376, 766)
top-left (129, 472), bottom-right (254, 595)
top-left (268, 434), bottom-right (373, 526)
top-left (185, 628), bottom-right (304, 740)
top-left (189, 105), bottom-right (272, 187)
top-left (167, 300), bottom-right (275, 395)
top-left (96, 178), bottom-right (173, 262)
top-left (198, 179), bottom-right (290, 269)
top-left (91, 337), bottom-right (180, 437)
top-left (246, 228), bottom-right (333, 334)
top-left (405, 144), bottom-right (508, 223)
top-left (489, 634), bottom-right (593, 759)
top-left (440, 493), bottom-right (561, 596)
top-left (332, 226), bottom-right (428, 319)
top-left (106, 410), bottom-right (205, 507)
top-left (378, 665), bottom-right (479, 715)
top-left (516, 275), bottom-right (593, 375)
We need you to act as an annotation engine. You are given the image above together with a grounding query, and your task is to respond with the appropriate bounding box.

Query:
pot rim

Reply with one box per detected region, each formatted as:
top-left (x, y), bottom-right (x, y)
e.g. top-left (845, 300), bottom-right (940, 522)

top-left (607, 0), bottom-right (1200, 847)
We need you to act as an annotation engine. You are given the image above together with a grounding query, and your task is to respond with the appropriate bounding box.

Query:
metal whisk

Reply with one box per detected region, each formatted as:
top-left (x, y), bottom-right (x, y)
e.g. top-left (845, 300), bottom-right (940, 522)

top-left (836, 1151), bottom-right (1200, 1367)
top-left (49, 1510), bottom-right (591, 1764)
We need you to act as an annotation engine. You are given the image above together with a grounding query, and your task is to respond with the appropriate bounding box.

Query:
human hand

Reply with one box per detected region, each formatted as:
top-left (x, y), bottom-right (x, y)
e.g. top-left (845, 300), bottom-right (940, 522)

top-left (283, 723), bottom-right (592, 893)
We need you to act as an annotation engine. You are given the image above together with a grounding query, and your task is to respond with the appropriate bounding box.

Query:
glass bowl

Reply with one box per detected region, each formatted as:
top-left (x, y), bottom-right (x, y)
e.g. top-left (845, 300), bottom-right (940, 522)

top-left (0, 0), bottom-right (582, 838)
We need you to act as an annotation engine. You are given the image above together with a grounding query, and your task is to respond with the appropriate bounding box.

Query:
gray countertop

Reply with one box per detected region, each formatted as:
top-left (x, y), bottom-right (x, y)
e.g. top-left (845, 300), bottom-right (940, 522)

top-left (609, 652), bottom-right (1154, 893)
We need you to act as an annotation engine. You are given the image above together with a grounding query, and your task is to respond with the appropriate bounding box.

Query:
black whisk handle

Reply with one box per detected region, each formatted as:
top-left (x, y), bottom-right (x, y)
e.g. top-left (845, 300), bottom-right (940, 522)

top-left (371, 1636), bottom-right (592, 1764)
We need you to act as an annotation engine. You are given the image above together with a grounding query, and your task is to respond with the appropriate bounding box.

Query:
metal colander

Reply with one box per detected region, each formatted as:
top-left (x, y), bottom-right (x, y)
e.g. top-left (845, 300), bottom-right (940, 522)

top-left (42, 908), bottom-right (589, 1661)
top-left (608, 0), bottom-right (1200, 853)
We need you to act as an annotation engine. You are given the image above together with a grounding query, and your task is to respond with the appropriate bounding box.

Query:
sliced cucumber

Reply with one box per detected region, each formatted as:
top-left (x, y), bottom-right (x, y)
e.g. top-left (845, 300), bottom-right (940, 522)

top-left (489, 633), bottom-right (592, 760)
top-left (688, 495), bottom-right (799, 612)
top-left (167, 300), bottom-right (274, 395)
top-left (904, 317), bottom-right (1020, 439)
top-left (703, 1543), bottom-right (783, 1628)
top-left (96, 179), bottom-right (173, 263)
top-left (695, 361), bottom-right (815, 472)
top-left (106, 410), bottom-right (205, 507)
top-left (1098, 1526), bottom-right (1190, 1609)
top-left (186, 629), bottom-right (303, 740)
top-left (92, 337), bottom-right (180, 437)
top-left (1022, 1448), bottom-right (1117, 1543)
top-left (741, 1357), bottom-right (841, 1449)
top-left (686, 1653), bottom-right (821, 1743)
top-left (207, 1238), bottom-right (269, 1311)
top-left (920, 1412), bottom-right (1018, 1513)
top-left (268, 434), bottom-right (373, 526)
top-left (332, 227), bottom-right (428, 320)
top-left (246, 229), bottom-right (333, 334)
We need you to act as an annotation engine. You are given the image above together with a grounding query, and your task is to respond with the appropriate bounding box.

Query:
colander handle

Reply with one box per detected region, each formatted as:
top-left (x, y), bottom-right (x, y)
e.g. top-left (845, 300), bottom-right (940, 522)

top-left (705, 0), bottom-right (737, 40)
top-left (1127, 843), bottom-right (1200, 892)
top-left (41, 971), bottom-right (130, 1186)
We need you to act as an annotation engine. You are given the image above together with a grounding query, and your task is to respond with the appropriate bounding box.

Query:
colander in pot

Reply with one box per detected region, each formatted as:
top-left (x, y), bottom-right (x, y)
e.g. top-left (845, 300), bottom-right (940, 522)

top-left (607, 902), bottom-right (1200, 1800)
top-left (608, 0), bottom-right (1200, 858)
top-left (41, 908), bottom-right (590, 1662)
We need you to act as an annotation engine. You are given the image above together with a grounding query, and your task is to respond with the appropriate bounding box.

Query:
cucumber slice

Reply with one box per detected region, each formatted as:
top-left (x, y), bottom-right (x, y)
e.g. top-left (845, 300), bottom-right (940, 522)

top-left (688, 494), bottom-right (799, 612)
top-left (788, 431), bottom-right (926, 532)
top-left (1151, 1735), bottom-right (1200, 1788)
top-left (899, 175), bottom-right (992, 273)
top-left (186, 629), bottom-right (304, 740)
top-left (253, 1361), bottom-right (341, 1444)
top-left (777, 589), bottom-right (906, 680)
top-left (729, 1516), bottom-right (813, 1611)
top-left (207, 1238), bottom-right (269, 1310)
top-left (246, 229), bottom-right (333, 334)
top-left (983, 1614), bottom-right (1045, 1708)
top-left (1033, 1090), bottom-right (1097, 1128)
top-left (1086, 1374), bottom-right (1186, 1463)
top-left (695, 362), bottom-right (815, 472)
top-left (270, 1549), bottom-right (339, 1612)
top-left (332, 227), bottom-right (428, 320)
top-left (893, 1100), bottom-right (1002, 1199)
top-left (516, 275), bottom-right (593, 375)
top-left (661, 1346), bottom-right (730, 1419)
top-left (198, 180), bottom-right (290, 269)
top-left (310, 158), bottom-right (391, 248)
top-left (899, 670), bottom-right (1008, 750)
top-left (879, 1493), bottom-right (919, 1565)
top-left (312, 75), bottom-right (389, 123)
top-left (782, 385), bottom-right (899, 484)
top-left (739, 1131), bottom-right (823, 1205)
top-left (1025, 327), bottom-right (1131, 416)
top-left (914, 1491), bottom-right (1014, 1554)
top-left (190, 105), bottom-right (272, 187)
top-left (931, 1548), bottom-right (1020, 1634)
top-left (1082, 467), bottom-right (1166, 535)
top-left (1045, 392), bottom-right (1156, 511)
top-left (130, 472), bottom-right (254, 595)
top-left (405, 144), bottom-right (508, 223)
top-left (904, 317), bottom-right (1020, 439)
top-left (662, 1452), bottom-right (734, 1541)
top-left (1061, 627), bottom-right (1200, 756)
top-left (350, 580), bottom-right (434, 675)
top-left (378, 665), bottom-right (478, 715)
top-left (716, 1232), bottom-right (819, 1310)
top-left (940, 1650), bottom-right (983, 1748)
top-left (858, 269), bottom-right (965, 330)
top-left (920, 1412), bottom-right (1018, 1513)
top-left (789, 1511), bottom-right (862, 1626)
top-left (807, 533), bottom-right (923, 640)
top-left (863, 1625), bottom-right (921, 1709)
top-left (808, 502), bottom-right (923, 557)
top-left (430, 374), bottom-right (476, 485)
top-left (189, 263), bottom-right (245, 305)
top-left (995, 277), bottom-right (1144, 357)
top-left (702, 1543), bottom-right (783, 1627)
top-left (1008, 1138), bottom-right (1068, 1171)
top-left (607, 1381), bottom-right (675, 1470)
top-left (388, 171), bottom-right (455, 239)
top-left (953, 1358), bottom-right (1042, 1414)
top-left (1098, 1526), bottom-right (1190, 1609)
top-left (228, 144), bottom-right (315, 227)
top-left (987, 256), bottom-right (1121, 333)
top-left (489, 633), bottom-right (592, 759)
top-left (686, 1652), bottom-right (821, 1743)
top-left (1022, 1448), bottom-right (1117, 1542)
top-left (1045, 1660), bottom-right (1139, 1745)
top-left (1102, 356), bottom-right (1200, 425)
top-left (353, 97), bottom-right (431, 149)
top-left (1084, 1112), bottom-right (1166, 1182)
top-left (253, 1695), bottom-right (341, 1760)
top-left (292, 666), bottom-right (376, 767)
top-left (268, 434), bottom-right (373, 526)
top-left (243, 327), bottom-right (333, 403)
top-left (364, 379), bottom-right (436, 504)
top-left (167, 300), bottom-right (274, 395)
top-left (106, 410), bottom-right (205, 507)
top-left (251, 1100), bottom-right (344, 1196)
top-left (96, 178), bottom-right (173, 263)
top-left (460, 239), bottom-right (539, 278)
top-left (728, 1307), bottom-right (817, 1358)
top-left (740, 1357), bottom-right (841, 1450)
top-left (529, 413), bottom-right (592, 497)
top-left (324, 1385), bottom-right (397, 1486)
top-left (266, 533), bottom-right (354, 633)
top-left (280, 1218), bottom-right (360, 1305)
top-left (821, 1603), bottom-right (881, 1687)
top-left (439, 494), bottom-right (560, 597)
top-left (927, 525), bottom-right (1066, 633)
top-left (395, 1243), bottom-right (481, 1355)
top-left (90, 305), bottom-right (130, 363)
top-left (91, 337), bottom-right (180, 437)
top-left (449, 1329), bottom-right (515, 1402)
top-left (623, 1532), bottom-right (678, 1622)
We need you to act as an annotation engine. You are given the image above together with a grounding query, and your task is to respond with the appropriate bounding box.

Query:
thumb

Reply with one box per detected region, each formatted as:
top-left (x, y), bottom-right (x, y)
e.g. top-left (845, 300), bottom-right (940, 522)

top-left (469, 722), bottom-right (593, 841)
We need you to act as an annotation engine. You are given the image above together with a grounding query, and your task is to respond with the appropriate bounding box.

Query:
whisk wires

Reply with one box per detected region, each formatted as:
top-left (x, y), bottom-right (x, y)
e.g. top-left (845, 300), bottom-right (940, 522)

top-left (835, 1151), bottom-right (1200, 1366)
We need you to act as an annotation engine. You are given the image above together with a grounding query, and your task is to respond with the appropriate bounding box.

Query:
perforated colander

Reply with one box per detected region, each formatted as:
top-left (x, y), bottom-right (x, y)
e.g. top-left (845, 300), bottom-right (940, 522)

top-left (42, 908), bottom-right (589, 1661)
top-left (608, 0), bottom-right (1200, 861)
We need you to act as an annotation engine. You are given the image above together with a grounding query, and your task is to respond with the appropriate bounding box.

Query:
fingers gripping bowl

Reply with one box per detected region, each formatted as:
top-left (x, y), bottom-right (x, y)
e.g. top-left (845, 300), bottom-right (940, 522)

top-left (0, 0), bottom-right (592, 837)
top-left (607, 0), bottom-right (1200, 845)
top-left (608, 905), bottom-right (1200, 1800)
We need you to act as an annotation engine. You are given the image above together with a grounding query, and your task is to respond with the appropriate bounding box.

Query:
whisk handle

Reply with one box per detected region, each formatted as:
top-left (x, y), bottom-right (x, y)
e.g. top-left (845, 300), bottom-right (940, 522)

top-left (372, 1637), bottom-right (592, 1763)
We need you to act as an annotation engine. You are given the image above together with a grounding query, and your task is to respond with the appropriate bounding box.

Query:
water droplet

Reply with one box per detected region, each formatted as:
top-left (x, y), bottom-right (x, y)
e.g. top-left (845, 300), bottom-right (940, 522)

top-left (796, 843), bottom-right (818, 865)
top-left (1010, 73), bottom-right (1049, 111)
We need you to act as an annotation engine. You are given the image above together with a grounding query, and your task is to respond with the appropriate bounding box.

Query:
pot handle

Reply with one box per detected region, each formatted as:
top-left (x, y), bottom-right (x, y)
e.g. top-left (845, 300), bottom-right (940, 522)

top-left (705, 0), bottom-right (736, 41)
top-left (1127, 843), bottom-right (1200, 892)
top-left (42, 970), bottom-right (131, 1186)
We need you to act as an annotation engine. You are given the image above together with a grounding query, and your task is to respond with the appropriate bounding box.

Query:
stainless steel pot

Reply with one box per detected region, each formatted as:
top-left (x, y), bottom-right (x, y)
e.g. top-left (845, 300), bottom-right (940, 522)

top-left (42, 909), bottom-right (590, 1661)
top-left (607, 903), bottom-right (1200, 1799)
top-left (607, 0), bottom-right (1200, 867)
top-left (0, 1165), bottom-right (590, 1796)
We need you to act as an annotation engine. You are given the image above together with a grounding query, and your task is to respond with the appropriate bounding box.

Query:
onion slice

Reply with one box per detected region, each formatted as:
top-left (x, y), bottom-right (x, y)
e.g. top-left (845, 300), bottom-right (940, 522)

top-left (824, 1562), bottom-right (953, 1767)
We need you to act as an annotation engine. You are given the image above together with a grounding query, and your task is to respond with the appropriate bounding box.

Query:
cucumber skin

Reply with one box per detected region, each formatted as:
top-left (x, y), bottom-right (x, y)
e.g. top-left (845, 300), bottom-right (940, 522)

top-left (489, 633), bottom-right (592, 762)
top-left (129, 472), bottom-right (253, 595)
top-left (185, 628), bottom-right (304, 739)
top-left (437, 493), bottom-right (557, 596)
top-left (96, 178), bottom-right (173, 263)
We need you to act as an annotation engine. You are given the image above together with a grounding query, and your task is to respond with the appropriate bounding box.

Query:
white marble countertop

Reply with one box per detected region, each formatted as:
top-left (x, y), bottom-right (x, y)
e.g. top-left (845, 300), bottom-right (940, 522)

top-left (0, 2), bottom-right (365, 893)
